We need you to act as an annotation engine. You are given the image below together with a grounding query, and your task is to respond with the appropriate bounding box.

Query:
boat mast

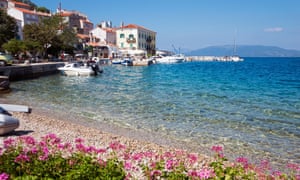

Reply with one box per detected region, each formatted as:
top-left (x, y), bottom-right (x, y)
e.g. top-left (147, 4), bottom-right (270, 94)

top-left (233, 29), bottom-right (237, 56)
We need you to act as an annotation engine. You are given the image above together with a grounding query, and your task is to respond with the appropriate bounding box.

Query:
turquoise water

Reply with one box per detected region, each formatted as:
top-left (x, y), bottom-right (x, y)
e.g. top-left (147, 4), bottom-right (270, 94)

top-left (1, 57), bottom-right (300, 167)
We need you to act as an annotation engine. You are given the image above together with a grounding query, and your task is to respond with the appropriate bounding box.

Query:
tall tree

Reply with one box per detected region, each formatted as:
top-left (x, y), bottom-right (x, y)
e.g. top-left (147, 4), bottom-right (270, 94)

top-left (23, 15), bottom-right (61, 58)
top-left (0, 10), bottom-right (18, 51)
top-left (2, 39), bottom-right (26, 56)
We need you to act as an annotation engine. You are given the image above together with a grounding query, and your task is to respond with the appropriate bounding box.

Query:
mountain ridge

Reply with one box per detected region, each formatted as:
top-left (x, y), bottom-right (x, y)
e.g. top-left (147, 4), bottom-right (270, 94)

top-left (186, 45), bottom-right (300, 57)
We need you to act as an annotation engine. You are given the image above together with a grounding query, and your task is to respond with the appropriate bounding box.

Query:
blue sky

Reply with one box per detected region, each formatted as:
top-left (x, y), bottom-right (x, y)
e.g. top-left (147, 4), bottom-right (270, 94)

top-left (31, 0), bottom-right (300, 51)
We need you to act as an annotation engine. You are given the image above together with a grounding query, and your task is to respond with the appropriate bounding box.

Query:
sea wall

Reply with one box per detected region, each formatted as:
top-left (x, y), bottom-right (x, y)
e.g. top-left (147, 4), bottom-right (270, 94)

top-left (0, 62), bottom-right (64, 81)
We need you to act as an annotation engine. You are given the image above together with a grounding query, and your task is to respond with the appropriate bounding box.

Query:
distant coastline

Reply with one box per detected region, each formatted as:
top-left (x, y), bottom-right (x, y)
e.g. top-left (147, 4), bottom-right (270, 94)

top-left (186, 45), bottom-right (300, 57)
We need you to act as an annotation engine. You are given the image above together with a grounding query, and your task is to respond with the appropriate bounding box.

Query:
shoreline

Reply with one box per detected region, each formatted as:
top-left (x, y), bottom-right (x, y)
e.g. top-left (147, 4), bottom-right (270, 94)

top-left (0, 109), bottom-right (212, 165)
top-left (0, 98), bottom-right (298, 171)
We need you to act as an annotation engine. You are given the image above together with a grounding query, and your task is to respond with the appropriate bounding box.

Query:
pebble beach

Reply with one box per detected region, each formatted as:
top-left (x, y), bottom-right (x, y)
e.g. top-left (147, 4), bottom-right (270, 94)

top-left (0, 110), bottom-right (211, 165)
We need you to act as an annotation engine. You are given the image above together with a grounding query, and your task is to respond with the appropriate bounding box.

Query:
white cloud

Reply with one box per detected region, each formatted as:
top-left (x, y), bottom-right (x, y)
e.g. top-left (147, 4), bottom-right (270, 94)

top-left (264, 27), bottom-right (283, 32)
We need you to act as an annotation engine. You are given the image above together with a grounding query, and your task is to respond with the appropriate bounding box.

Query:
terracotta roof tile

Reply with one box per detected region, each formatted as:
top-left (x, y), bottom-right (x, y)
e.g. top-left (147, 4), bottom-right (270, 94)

top-left (120, 24), bottom-right (155, 33)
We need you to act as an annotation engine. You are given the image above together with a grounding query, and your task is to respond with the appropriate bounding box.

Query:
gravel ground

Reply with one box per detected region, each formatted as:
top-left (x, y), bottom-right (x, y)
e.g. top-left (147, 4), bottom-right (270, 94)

top-left (0, 111), bottom-right (211, 164)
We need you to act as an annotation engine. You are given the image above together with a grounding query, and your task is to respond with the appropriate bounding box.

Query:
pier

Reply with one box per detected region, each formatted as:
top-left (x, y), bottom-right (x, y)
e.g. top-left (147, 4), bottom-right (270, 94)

top-left (0, 62), bottom-right (64, 81)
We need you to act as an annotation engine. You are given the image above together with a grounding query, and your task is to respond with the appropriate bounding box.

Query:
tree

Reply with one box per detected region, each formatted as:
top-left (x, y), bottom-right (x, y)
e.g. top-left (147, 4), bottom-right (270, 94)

top-left (23, 15), bottom-right (78, 58)
top-left (23, 15), bottom-right (61, 58)
top-left (0, 10), bottom-right (18, 51)
top-left (36, 7), bottom-right (50, 14)
top-left (2, 39), bottom-right (26, 56)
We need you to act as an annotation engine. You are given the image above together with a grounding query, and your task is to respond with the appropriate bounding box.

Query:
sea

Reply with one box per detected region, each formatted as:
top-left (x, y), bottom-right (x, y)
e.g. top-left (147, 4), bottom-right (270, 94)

top-left (1, 57), bottom-right (299, 169)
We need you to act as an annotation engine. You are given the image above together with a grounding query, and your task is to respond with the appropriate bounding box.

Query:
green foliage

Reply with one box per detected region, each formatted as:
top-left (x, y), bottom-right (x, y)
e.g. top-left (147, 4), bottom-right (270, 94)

top-left (2, 39), bottom-right (25, 55)
top-left (0, 135), bottom-right (298, 180)
top-left (23, 15), bottom-right (77, 58)
top-left (0, 10), bottom-right (18, 50)
top-left (36, 7), bottom-right (50, 14)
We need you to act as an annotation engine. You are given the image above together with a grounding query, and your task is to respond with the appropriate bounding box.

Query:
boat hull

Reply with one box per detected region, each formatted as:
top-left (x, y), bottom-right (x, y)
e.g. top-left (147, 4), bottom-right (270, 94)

top-left (0, 114), bottom-right (19, 135)
top-left (155, 55), bottom-right (185, 64)
top-left (57, 63), bottom-right (103, 76)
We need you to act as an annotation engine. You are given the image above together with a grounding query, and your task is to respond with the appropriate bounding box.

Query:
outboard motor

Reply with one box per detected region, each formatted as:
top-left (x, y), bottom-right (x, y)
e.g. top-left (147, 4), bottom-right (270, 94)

top-left (91, 64), bottom-right (99, 75)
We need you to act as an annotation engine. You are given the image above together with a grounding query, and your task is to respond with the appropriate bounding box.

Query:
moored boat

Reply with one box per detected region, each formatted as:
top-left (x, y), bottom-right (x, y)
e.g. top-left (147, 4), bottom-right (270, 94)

top-left (0, 108), bottom-right (19, 135)
top-left (58, 61), bottom-right (103, 76)
top-left (121, 58), bottom-right (133, 66)
top-left (154, 54), bottom-right (185, 64)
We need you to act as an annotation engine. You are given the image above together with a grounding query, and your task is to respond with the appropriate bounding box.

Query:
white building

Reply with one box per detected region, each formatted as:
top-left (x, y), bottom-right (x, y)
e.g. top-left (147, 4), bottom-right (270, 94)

top-left (6, 0), bottom-right (51, 39)
top-left (116, 24), bottom-right (156, 57)
top-left (90, 26), bottom-right (116, 45)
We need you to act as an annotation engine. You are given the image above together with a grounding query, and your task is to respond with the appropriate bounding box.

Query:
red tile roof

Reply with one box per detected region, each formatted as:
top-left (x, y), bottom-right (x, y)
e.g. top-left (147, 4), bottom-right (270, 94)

top-left (119, 24), bottom-right (155, 33)
top-left (103, 27), bottom-right (116, 33)
top-left (77, 33), bottom-right (89, 39)
top-left (15, 7), bottom-right (51, 16)
top-left (11, 1), bottom-right (30, 8)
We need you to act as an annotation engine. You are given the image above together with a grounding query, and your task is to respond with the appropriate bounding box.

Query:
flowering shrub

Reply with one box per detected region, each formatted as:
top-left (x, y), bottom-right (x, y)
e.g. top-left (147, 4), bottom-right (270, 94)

top-left (0, 134), bottom-right (299, 179)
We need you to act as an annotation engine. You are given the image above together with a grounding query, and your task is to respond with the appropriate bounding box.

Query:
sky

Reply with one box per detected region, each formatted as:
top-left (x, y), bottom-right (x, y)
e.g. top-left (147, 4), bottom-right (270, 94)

top-left (31, 0), bottom-right (300, 51)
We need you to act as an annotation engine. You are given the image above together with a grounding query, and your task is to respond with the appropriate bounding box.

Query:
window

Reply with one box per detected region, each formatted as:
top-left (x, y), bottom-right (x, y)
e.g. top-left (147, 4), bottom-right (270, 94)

top-left (120, 34), bottom-right (124, 38)
top-left (129, 34), bottom-right (134, 38)
top-left (121, 43), bottom-right (124, 48)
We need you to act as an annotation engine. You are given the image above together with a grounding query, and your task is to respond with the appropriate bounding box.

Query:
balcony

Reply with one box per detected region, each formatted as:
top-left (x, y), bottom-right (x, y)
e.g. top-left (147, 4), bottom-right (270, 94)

top-left (126, 38), bottom-right (136, 43)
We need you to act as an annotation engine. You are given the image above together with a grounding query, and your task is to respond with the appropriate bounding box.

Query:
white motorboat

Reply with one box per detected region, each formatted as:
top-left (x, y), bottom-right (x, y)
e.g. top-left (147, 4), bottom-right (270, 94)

top-left (121, 58), bottom-right (133, 66)
top-left (0, 112), bottom-right (19, 135)
top-left (58, 62), bottom-right (103, 76)
top-left (155, 54), bottom-right (185, 64)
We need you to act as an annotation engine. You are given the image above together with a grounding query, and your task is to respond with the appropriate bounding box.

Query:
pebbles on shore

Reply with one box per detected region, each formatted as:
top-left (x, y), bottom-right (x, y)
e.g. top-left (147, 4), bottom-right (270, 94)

top-left (0, 111), bottom-right (211, 164)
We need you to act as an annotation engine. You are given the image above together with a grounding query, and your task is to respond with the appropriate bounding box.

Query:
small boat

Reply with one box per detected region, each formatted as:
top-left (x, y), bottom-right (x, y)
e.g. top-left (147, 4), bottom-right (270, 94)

top-left (121, 58), bottom-right (133, 66)
top-left (0, 114), bottom-right (19, 135)
top-left (112, 59), bottom-right (123, 64)
top-left (58, 61), bottom-right (103, 76)
top-left (155, 54), bottom-right (185, 64)
top-left (0, 107), bottom-right (19, 135)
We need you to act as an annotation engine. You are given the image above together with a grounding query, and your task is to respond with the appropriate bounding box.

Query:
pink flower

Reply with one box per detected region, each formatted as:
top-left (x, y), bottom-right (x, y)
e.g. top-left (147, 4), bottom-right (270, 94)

top-left (188, 170), bottom-right (198, 177)
top-left (20, 136), bottom-right (36, 145)
top-left (75, 138), bottom-right (84, 144)
top-left (259, 160), bottom-right (271, 171)
top-left (211, 145), bottom-right (223, 153)
top-left (236, 157), bottom-right (249, 168)
top-left (3, 138), bottom-right (15, 148)
top-left (188, 153), bottom-right (198, 164)
top-left (286, 163), bottom-right (300, 171)
top-left (150, 170), bottom-right (162, 177)
top-left (198, 168), bottom-right (213, 179)
top-left (132, 152), bottom-right (144, 161)
top-left (14, 154), bottom-right (30, 163)
top-left (30, 147), bottom-right (38, 154)
top-left (39, 154), bottom-right (49, 161)
top-left (0, 173), bottom-right (9, 180)
top-left (165, 159), bottom-right (175, 170)
top-left (75, 143), bottom-right (86, 152)
top-left (124, 161), bottom-right (132, 170)
top-left (272, 170), bottom-right (282, 177)
top-left (96, 148), bottom-right (106, 154)
top-left (109, 141), bottom-right (126, 151)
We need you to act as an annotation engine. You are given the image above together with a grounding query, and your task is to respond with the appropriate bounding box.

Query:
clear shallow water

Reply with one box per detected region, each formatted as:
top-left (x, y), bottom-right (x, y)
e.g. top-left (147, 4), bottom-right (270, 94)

top-left (2, 57), bottom-right (300, 168)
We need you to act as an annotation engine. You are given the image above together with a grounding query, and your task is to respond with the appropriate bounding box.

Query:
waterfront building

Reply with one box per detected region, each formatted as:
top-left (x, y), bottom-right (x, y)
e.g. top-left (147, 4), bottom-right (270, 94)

top-left (57, 9), bottom-right (93, 35)
top-left (6, 0), bottom-right (51, 40)
top-left (87, 21), bottom-right (119, 59)
top-left (116, 24), bottom-right (156, 57)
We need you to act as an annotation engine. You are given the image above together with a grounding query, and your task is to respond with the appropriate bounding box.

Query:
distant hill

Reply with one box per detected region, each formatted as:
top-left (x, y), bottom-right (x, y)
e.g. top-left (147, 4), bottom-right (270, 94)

top-left (186, 45), bottom-right (300, 57)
